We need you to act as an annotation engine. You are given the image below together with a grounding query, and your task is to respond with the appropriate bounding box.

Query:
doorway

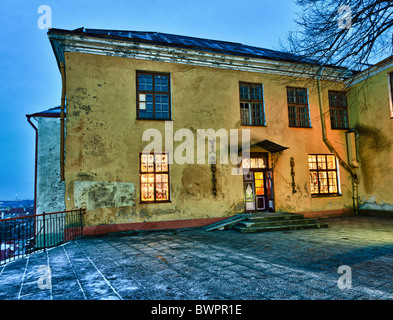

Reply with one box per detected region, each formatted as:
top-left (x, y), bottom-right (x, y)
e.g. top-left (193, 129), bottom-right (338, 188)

top-left (242, 153), bottom-right (274, 213)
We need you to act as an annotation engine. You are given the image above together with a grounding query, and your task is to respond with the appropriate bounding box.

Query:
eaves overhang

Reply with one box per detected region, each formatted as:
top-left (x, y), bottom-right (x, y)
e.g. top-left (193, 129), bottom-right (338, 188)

top-left (26, 106), bottom-right (66, 119)
top-left (345, 55), bottom-right (393, 87)
top-left (239, 139), bottom-right (289, 154)
top-left (48, 28), bottom-right (352, 81)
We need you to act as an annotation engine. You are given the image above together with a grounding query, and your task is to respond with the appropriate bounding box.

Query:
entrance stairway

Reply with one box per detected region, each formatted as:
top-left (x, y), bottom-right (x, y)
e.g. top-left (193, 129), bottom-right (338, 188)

top-left (204, 212), bottom-right (328, 233)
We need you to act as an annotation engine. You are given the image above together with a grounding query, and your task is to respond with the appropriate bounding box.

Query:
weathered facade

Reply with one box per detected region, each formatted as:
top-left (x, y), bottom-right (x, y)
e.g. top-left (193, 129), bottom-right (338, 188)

top-left (347, 57), bottom-right (393, 216)
top-left (27, 108), bottom-right (66, 215)
top-left (27, 27), bottom-right (393, 235)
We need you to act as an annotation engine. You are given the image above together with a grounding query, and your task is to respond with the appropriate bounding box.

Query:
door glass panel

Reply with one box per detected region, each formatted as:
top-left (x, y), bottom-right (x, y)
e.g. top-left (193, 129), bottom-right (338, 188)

top-left (245, 183), bottom-right (254, 199)
top-left (254, 172), bottom-right (264, 195)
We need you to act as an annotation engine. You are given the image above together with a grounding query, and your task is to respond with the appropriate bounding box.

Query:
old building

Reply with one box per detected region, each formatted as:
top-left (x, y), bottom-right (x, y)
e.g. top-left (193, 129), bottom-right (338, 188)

top-left (26, 27), bottom-right (393, 235)
top-left (347, 56), bottom-right (393, 216)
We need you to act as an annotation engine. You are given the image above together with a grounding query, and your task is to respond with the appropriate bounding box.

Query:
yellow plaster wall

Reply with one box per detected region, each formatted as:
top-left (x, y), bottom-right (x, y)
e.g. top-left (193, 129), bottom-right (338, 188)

top-left (64, 51), bottom-right (354, 227)
top-left (348, 66), bottom-right (393, 211)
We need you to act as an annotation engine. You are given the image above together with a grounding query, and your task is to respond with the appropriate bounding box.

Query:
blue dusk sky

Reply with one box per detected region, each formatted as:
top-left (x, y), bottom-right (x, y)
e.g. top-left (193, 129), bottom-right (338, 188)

top-left (0, 0), bottom-right (300, 201)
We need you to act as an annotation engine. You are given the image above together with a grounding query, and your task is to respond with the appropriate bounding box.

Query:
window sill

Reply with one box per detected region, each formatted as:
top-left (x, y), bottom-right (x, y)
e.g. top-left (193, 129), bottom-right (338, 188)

top-left (331, 127), bottom-right (350, 130)
top-left (137, 118), bottom-right (172, 121)
top-left (140, 200), bottom-right (172, 204)
top-left (311, 194), bottom-right (342, 198)
top-left (289, 126), bottom-right (313, 129)
top-left (240, 124), bottom-right (267, 127)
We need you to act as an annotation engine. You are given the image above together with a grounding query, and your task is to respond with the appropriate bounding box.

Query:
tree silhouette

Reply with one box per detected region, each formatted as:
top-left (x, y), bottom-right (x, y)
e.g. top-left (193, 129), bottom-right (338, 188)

top-left (283, 0), bottom-right (393, 72)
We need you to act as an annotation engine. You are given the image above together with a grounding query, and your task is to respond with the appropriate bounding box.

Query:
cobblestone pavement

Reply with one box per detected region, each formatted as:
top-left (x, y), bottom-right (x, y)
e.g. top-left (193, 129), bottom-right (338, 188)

top-left (1, 216), bottom-right (393, 301)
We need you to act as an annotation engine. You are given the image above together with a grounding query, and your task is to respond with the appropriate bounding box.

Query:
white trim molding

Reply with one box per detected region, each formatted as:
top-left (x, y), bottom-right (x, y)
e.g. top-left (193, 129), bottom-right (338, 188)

top-left (48, 31), bottom-right (351, 82)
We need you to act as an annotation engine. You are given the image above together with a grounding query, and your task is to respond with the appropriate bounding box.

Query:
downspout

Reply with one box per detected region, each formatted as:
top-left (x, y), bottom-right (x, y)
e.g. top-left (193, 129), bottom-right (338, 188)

top-left (316, 67), bottom-right (359, 216)
top-left (26, 115), bottom-right (38, 216)
top-left (60, 62), bottom-right (66, 181)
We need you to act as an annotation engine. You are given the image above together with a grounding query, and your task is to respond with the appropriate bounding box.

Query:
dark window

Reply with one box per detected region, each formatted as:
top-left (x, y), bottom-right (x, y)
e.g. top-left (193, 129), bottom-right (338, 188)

top-left (308, 154), bottom-right (340, 196)
top-left (136, 71), bottom-right (171, 120)
top-left (389, 73), bottom-right (393, 118)
top-left (239, 82), bottom-right (265, 126)
top-left (390, 73), bottom-right (393, 100)
top-left (287, 87), bottom-right (310, 127)
top-left (329, 91), bottom-right (349, 129)
top-left (140, 153), bottom-right (170, 203)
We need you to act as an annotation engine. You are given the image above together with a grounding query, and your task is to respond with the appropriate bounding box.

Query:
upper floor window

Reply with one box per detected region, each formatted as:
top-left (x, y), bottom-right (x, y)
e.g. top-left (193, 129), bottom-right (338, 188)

top-left (308, 154), bottom-right (340, 196)
top-left (329, 91), bottom-right (349, 129)
top-left (389, 73), bottom-right (393, 118)
top-left (239, 82), bottom-right (265, 126)
top-left (287, 87), bottom-right (311, 128)
top-left (136, 71), bottom-right (171, 120)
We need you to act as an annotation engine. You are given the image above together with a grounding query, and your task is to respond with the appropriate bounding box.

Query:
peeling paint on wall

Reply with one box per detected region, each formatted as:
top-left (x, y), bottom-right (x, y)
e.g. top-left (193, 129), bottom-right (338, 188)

top-left (36, 117), bottom-right (65, 214)
top-left (74, 181), bottom-right (135, 210)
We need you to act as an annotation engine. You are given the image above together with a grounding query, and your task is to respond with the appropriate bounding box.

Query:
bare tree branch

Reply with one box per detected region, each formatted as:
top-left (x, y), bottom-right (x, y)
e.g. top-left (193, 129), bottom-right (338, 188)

top-left (280, 0), bottom-right (393, 74)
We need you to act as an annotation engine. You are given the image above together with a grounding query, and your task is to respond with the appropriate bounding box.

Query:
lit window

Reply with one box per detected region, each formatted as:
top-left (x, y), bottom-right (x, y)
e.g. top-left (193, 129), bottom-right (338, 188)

top-left (140, 153), bottom-right (170, 202)
top-left (308, 154), bottom-right (340, 196)
top-left (242, 157), bottom-right (267, 169)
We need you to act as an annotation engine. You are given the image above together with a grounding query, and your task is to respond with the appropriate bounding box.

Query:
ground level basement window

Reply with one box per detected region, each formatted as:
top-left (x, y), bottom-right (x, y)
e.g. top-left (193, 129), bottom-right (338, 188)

top-left (308, 154), bottom-right (340, 196)
top-left (140, 153), bottom-right (170, 203)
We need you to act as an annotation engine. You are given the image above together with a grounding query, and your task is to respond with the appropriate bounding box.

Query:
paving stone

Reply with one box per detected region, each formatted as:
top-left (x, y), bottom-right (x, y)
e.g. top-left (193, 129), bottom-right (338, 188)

top-left (2, 216), bottom-right (393, 300)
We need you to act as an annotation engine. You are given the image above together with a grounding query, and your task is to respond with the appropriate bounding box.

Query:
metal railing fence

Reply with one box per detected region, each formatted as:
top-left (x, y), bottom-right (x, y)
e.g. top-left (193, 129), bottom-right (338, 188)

top-left (0, 209), bottom-right (85, 265)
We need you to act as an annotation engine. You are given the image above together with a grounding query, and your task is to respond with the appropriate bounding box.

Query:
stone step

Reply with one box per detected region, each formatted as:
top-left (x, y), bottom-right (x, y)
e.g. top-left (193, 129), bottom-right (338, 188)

top-left (237, 218), bottom-right (317, 228)
top-left (245, 213), bottom-right (305, 222)
top-left (204, 215), bottom-right (247, 231)
top-left (232, 222), bottom-right (329, 233)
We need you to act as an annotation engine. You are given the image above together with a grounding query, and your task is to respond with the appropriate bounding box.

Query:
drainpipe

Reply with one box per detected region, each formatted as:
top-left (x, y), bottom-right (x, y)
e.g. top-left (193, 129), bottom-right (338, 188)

top-left (60, 62), bottom-right (66, 181)
top-left (26, 115), bottom-right (38, 216)
top-left (316, 67), bottom-right (359, 216)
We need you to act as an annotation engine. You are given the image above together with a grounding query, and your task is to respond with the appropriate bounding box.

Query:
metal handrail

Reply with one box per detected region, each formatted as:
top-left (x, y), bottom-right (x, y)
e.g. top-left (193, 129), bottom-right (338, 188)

top-left (0, 208), bottom-right (85, 265)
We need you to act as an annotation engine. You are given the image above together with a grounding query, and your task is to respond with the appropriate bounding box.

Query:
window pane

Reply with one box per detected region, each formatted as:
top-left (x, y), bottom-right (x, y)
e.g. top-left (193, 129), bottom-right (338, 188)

top-left (258, 158), bottom-right (266, 168)
top-left (251, 85), bottom-right (262, 100)
top-left (329, 93), bottom-right (337, 107)
top-left (154, 75), bottom-right (168, 92)
top-left (328, 172), bottom-right (337, 193)
top-left (242, 158), bottom-right (250, 168)
top-left (327, 155), bottom-right (336, 169)
top-left (141, 173), bottom-right (155, 201)
top-left (141, 154), bottom-right (148, 172)
top-left (156, 174), bottom-right (169, 200)
top-left (310, 172), bottom-right (319, 194)
top-left (250, 158), bottom-right (257, 168)
top-left (139, 93), bottom-right (146, 102)
top-left (308, 155), bottom-right (317, 170)
top-left (317, 155), bottom-right (326, 169)
top-left (240, 84), bottom-right (250, 100)
top-left (138, 74), bottom-right (153, 91)
top-left (338, 94), bottom-right (347, 107)
top-left (287, 89), bottom-right (296, 103)
top-left (330, 109), bottom-right (338, 128)
top-left (297, 89), bottom-right (307, 104)
top-left (298, 106), bottom-right (309, 126)
top-left (252, 103), bottom-right (264, 125)
top-left (288, 105), bottom-right (297, 126)
top-left (318, 172), bottom-right (328, 193)
top-left (241, 103), bottom-right (251, 125)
